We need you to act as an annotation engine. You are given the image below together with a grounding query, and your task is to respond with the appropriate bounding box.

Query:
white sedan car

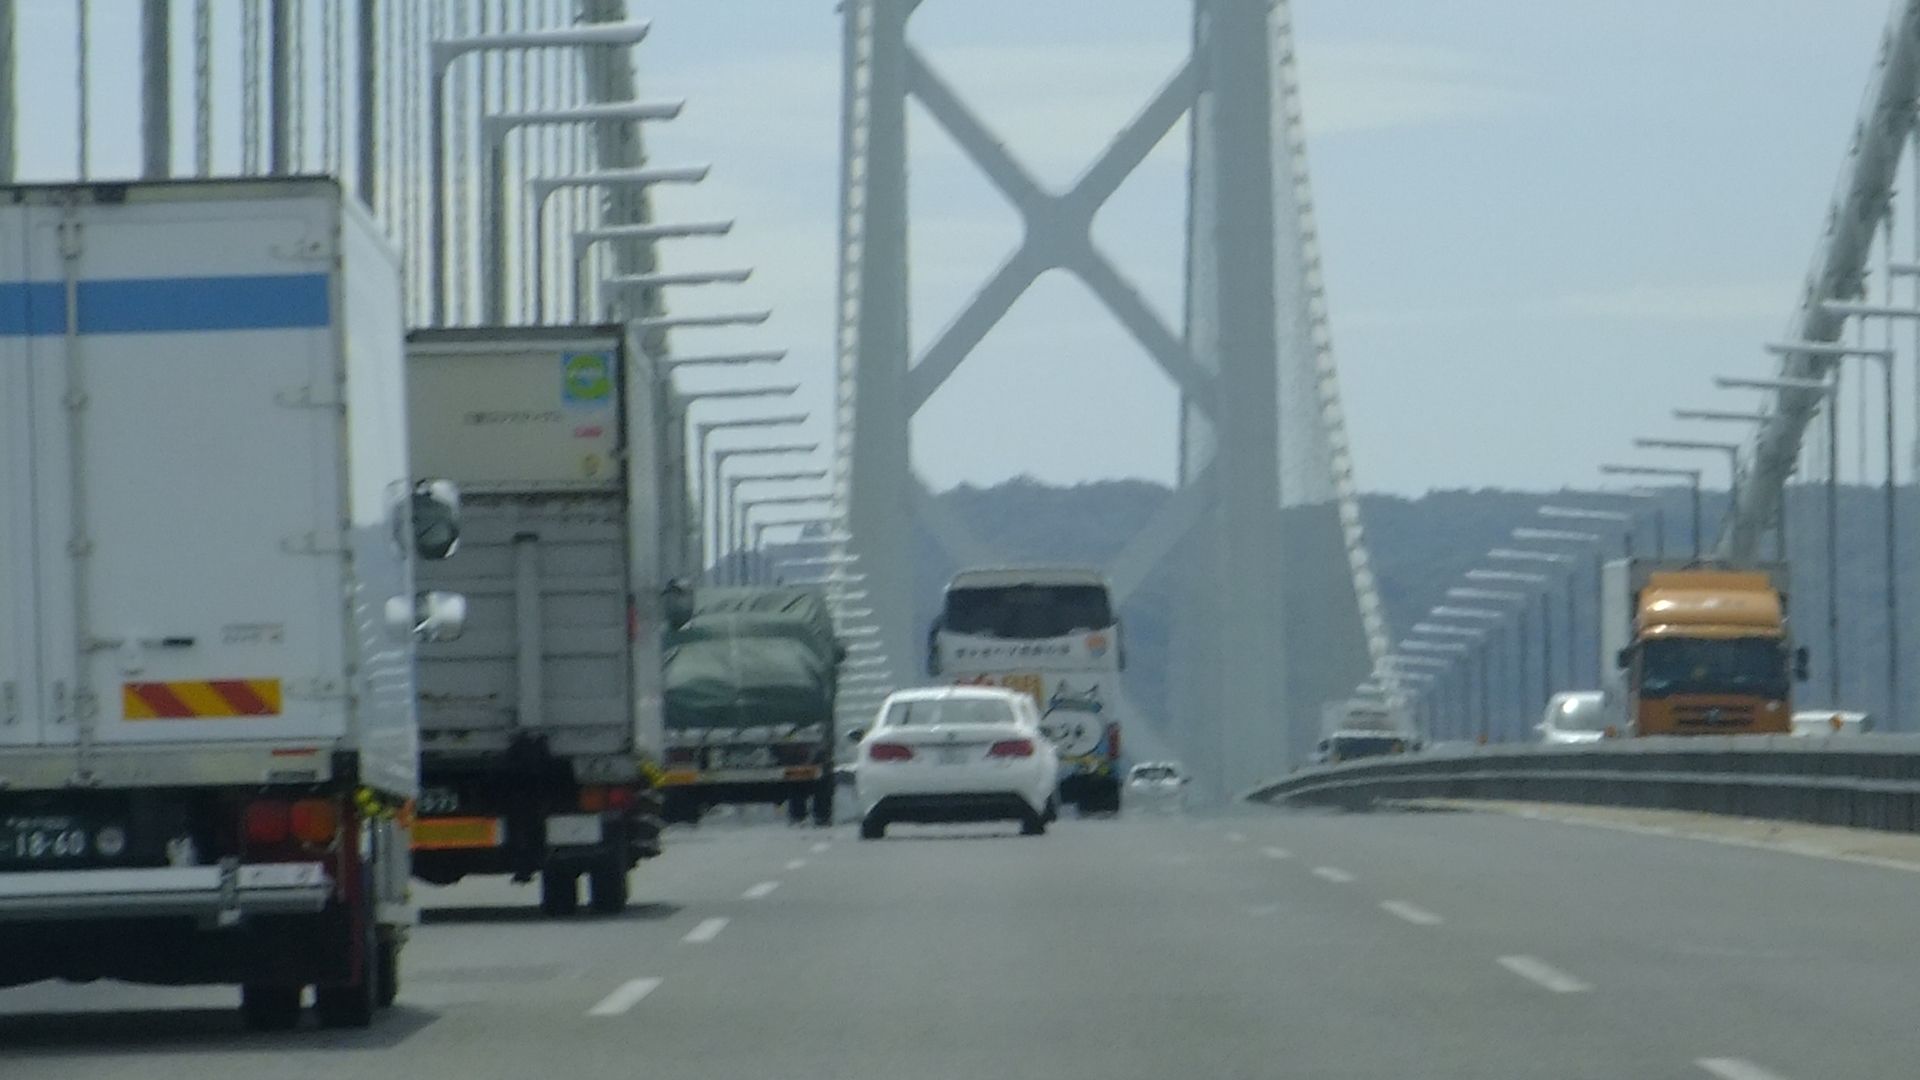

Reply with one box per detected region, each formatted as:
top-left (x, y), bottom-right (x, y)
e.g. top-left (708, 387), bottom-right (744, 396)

top-left (1125, 761), bottom-right (1190, 811)
top-left (852, 686), bottom-right (1060, 839)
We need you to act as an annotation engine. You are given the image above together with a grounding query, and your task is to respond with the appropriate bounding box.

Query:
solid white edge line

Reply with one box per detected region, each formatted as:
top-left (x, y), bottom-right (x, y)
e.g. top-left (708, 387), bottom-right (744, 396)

top-left (1311, 866), bottom-right (1355, 884)
top-left (1497, 804), bottom-right (1920, 876)
top-left (785, 858), bottom-right (807, 871)
top-left (742, 880), bottom-right (780, 900)
top-left (1379, 900), bottom-right (1442, 926)
top-left (683, 917), bottom-right (729, 944)
top-left (1496, 955), bottom-right (1590, 993)
top-left (1261, 846), bottom-right (1291, 860)
top-left (1696, 1058), bottom-right (1790, 1080)
top-left (588, 977), bottom-right (662, 1016)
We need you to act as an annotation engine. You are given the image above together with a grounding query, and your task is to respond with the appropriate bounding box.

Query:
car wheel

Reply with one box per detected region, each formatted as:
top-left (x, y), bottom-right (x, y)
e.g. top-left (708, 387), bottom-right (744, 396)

top-left (376, 935), bottom-right (399, 1008)
top-left (1043, 795), bottom-right (1059, 824)
top-left (859, 815), bottom-right (886, 840)
top-left (1020, 811), bottom-right (1047, 836)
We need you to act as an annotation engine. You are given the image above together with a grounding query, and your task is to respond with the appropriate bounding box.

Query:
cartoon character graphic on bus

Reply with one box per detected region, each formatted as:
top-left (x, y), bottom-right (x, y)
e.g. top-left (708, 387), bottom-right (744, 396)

top-left (1040, 682), bottom-right (1105, 757)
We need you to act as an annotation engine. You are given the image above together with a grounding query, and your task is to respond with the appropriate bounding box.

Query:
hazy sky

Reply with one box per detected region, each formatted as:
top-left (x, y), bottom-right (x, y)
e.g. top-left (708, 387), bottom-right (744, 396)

top-left (16, 1), bottom-right (1916, 496)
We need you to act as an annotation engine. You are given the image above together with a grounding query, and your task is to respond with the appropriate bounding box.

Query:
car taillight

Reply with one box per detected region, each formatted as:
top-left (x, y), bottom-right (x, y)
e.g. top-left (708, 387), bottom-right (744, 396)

top-left (244, 800), bottom-right (291, 845)
top-left (1105, 723), bottom-right (1122, 760)
top-left (987, 738), bottom-right (1035, 758)
top-left (289, 798), bottom-right (340, 845)
top-left (868, 742), bottom-right (914, 762)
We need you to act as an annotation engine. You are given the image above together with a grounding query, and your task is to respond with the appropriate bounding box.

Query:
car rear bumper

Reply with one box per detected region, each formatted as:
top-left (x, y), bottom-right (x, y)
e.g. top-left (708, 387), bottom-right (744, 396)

top-left (866, 793), bottom-right (1037, 824)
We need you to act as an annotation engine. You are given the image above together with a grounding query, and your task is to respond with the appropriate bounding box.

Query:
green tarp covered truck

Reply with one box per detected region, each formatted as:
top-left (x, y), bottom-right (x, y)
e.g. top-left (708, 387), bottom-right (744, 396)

top-left (659, 588), bottom-right (844, 825)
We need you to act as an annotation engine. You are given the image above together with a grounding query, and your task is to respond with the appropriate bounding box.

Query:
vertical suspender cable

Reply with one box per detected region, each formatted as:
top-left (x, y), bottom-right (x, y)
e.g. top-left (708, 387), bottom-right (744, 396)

top-left (76, 0), bottom-right (90, 177)
top-left (194, 0), bottom-right (211, 175)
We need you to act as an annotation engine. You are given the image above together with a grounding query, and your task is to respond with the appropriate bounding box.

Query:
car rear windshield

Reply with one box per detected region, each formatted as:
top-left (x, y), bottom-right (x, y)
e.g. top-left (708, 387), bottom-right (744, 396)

top-left (884, 698), bottom-right (1016, 727)
top-left (1131, 766), bottom-right (1176, 781)
top-left (1331, 736), bottom-right (1402, 757)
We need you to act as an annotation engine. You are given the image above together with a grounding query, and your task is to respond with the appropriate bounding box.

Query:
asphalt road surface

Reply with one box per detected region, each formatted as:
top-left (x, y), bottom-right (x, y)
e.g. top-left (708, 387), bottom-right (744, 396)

top-left (2, 804), bottom-right (1915, 1078)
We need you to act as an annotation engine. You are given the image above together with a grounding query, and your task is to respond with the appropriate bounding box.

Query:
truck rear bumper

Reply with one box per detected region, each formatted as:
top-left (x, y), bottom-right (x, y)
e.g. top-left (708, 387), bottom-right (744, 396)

top-left (0, 863), bottom-right (333, 924)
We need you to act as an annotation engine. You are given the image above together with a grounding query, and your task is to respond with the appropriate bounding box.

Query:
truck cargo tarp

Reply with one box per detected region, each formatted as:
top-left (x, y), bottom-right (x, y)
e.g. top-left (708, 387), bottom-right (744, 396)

top-left (664, 589), bottom-right (843, 730)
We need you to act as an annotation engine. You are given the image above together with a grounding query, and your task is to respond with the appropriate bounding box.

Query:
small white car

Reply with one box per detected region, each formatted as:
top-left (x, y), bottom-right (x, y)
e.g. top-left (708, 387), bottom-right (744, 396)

top-left (1791, 710), bottom-right (1872, 736)
top-left (852, 686), bottom-right (1060, 839)
top-left (1125, 761), bottom-right (1189, 811)
top-left (1536, 691), bottom-right (1611, 745)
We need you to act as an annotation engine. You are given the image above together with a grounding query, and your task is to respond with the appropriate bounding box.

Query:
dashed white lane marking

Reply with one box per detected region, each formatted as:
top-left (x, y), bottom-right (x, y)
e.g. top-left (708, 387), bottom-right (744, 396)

top-left (1311, 866), bottom-right (1355, 884)
top-left (1225, 831), bottom-right (1247, 843)
top-left (1497, 955), bottom-right (1590, 993)
top-left (742, 880), bottom-right (780, 900)
top-left (683, 917), bottom-right (729, 944)
top-left (1379, 900), bottom-right (1443, 926)
top-left (588, 977), bottom-right (662, 1017)
top-left (810, 841), bottom-right (831, 854)
top-left (785, 858), bottom-right (807, 871)
top-left (1696, 1058), bottom-right (1790, 1080)
top-left (1261, 846), bottom-right (1291, 860)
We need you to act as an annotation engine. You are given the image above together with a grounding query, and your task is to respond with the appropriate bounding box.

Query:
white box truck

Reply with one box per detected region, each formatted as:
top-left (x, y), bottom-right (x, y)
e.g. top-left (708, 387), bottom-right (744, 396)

top-left (405, 326), bottom-right (668, 916)
top-left (0, 179), bottom-right (456, 1030)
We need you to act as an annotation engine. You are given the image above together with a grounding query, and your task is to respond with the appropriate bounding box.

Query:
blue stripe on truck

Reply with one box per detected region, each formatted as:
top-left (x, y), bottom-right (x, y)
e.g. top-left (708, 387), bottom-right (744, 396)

top-left (0, 273), bottom-right (331, 336)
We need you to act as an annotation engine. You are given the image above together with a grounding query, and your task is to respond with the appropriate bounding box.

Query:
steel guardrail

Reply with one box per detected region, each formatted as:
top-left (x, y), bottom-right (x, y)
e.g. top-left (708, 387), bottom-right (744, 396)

top-left (1247, 735), bottom-right (1920, 834)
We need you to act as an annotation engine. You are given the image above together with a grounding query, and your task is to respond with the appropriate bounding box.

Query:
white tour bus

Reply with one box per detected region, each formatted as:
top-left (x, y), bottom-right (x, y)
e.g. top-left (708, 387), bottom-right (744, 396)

top-left (927, 568), bottom-right (1126, 813)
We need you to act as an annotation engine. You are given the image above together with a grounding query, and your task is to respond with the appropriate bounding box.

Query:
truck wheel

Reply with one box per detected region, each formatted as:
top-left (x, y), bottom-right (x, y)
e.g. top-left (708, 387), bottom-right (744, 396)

top-left (315, 917), bottom-right (380, 1029)
top-left (540, 871), bottom-right (580, 916)
top-left (859, 815), bottom-right (886, 840)
top-left (240, 984), bottom-right (302, 1032)
top-left (812, 778), bottom-right (836, 826)
top-left (786, 794), bottom-right (809, 825)
top-left (376, 936), bottom-right (400, 1008)
top-left (588, 859), bottom-right (630, 915)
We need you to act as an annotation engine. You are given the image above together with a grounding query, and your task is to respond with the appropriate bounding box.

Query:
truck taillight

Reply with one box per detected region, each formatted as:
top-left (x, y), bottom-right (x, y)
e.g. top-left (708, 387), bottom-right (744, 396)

top-left (987, 738), bottom-right (1034, 758)
top-left (289, 799), bottom-right (340, 845)
top-left (1105, 723), bottom-right (1122, 760)
top-left (245, 800), bottom-right (291, 845)
top-left (868, 742), bottom-right (913, 762)
top-left (606, 786), bottom-right (636, 811)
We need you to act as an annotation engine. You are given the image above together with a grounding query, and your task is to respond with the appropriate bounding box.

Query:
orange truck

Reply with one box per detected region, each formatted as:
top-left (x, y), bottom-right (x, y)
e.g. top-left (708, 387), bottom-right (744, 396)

top-left (1602, 560), bottom-right (1808, 736)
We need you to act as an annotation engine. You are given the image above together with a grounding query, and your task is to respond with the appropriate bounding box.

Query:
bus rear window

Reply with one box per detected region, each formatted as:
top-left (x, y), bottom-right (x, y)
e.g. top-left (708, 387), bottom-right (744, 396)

top-left (943, 585), bottom-right (1113, 639)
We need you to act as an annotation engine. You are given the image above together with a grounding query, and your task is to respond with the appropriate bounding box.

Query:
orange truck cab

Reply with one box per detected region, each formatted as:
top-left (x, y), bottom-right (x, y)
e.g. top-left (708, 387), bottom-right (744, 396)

top-left (1605, 563), bottom-right (1807, 736)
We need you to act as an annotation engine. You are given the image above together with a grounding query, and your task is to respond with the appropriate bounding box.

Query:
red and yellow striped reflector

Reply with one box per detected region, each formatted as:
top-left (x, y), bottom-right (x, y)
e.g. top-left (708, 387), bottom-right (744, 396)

top-left (123, 679), bottom-right (283, 720)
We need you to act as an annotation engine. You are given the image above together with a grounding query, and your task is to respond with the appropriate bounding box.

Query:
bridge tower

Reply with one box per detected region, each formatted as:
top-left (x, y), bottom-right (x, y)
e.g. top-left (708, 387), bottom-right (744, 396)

top-left (833, 0), bottom-right (1392, 796)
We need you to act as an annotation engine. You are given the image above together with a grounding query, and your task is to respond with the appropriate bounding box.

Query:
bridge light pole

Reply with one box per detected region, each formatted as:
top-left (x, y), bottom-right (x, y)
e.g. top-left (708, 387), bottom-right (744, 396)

top-left (428, 20), bottom-right (653, 325)
top-left (525, 167), bottom-right (714, 320)
top-left (1510, 528), bottom-right (1609, 686)
top-left (1401, 638), bottom-right (1479, 743)
top-left (475, 102), bottom-right (692, 323)
top-left (1634, 437), bottom-right (1743, 541)
top-left (1489, 549), bottom-right (1578, 699)
top-left (687, 409), bottom-right (806, 569)
top-left (1602, 463), bottom-right (1705, 558)
top-left (1796, 322), bottom-right (1904, 730)
top-left (706, 446), bottom-right (819, 580)
top-left (1456, 578), bottom-right (1541, 740)
top-left (721, 470), bottom-right (831, 584)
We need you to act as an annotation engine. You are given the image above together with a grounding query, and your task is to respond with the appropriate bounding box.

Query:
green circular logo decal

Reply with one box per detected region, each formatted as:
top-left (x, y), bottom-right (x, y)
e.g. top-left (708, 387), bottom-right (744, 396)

top-left (564, 353), bottom-right (613, 403)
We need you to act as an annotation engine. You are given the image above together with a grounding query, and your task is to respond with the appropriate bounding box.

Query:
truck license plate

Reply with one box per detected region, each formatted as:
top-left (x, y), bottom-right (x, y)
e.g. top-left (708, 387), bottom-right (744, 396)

top-left (3, 816), bottom-right (94, 865)
top-left (417, 787), bottom-right (461, 815)
top-left (722, 748), bottom-right (773, 769)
